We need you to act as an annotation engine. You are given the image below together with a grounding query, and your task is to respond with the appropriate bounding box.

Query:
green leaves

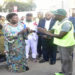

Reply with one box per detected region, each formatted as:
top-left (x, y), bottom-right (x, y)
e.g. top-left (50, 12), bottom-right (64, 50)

top-left (3, 1), bottom-right (36, 12)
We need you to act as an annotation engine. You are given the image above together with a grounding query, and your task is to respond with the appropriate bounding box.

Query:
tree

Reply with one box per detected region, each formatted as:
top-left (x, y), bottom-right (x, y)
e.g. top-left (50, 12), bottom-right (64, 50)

top-left (27, 0), bottom-right (34, 3)
top-left (4, 0), bottom-right (16, 2)
top-left (0, 6), bottom-right (2, 12)
top-left (4, 1), bottom-right (36, 12)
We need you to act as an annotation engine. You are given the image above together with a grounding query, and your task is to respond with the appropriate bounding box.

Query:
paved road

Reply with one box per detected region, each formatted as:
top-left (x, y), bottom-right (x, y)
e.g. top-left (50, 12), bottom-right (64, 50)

top-left (0, 53), bottom-right (75, 75)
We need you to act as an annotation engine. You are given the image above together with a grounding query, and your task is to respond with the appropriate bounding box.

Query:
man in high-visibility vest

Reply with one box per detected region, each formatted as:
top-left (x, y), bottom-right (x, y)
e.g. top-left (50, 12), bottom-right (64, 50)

top-left (38, 9), bottom-right (75, 75)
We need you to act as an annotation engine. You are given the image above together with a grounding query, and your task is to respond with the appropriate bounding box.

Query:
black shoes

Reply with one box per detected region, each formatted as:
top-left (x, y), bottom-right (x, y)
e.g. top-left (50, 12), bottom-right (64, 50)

top-left (49, 61), bottom-right (56, 65)
top-left (39, 59), bottom-right (48, 63)
top-left (26, 66), bottom-right (29, 71)
top-left (0, 54), bottom-right (6, 62)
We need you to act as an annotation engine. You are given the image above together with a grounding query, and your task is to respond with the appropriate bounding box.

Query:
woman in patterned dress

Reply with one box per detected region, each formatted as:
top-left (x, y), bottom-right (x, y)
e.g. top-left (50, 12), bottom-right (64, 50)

top-left (3, 13), bottom-right (29, 72)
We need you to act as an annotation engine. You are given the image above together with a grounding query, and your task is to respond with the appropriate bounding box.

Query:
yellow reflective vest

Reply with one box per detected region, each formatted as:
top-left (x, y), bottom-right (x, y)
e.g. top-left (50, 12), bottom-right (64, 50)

top-left (53, 20), bottom-right (75, 47)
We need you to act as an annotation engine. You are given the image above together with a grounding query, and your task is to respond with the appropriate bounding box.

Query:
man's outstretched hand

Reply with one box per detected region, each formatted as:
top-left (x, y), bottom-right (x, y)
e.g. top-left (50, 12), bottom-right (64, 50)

top-left (37, 27), bottom-right (53, 36)
top-left (38, 27), bottom-right (47, 33)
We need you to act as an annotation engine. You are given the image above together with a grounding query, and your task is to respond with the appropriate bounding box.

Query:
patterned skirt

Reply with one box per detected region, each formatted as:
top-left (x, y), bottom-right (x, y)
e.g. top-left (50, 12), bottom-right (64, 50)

top-left (5, 35), bottom-right (27, 72)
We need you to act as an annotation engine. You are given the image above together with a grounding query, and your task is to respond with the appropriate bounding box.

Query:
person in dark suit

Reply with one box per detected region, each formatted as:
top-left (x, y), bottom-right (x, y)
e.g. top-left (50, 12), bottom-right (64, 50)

top-left (38, 12), bottom-right (57, 64)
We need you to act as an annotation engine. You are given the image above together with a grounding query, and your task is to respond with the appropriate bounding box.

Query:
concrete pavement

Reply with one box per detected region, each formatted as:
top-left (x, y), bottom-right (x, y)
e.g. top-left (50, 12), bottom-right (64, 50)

top-left (0, 53), bottom-right (75, 75)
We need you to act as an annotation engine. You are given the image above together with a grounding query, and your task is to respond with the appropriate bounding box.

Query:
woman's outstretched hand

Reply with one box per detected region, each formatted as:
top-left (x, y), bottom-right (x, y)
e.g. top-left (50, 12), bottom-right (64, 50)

top-left (18, 27), bottom-right (30, 35)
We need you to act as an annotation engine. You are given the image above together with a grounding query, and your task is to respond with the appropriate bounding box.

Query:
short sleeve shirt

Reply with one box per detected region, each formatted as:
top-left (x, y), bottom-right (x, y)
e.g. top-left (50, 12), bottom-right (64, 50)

top-left (61, 22), bottom-right (72, 32)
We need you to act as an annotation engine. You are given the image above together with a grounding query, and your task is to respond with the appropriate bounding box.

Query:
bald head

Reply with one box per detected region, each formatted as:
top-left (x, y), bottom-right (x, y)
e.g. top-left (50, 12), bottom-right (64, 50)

top-left (45, 12), bottom-right (52, 20)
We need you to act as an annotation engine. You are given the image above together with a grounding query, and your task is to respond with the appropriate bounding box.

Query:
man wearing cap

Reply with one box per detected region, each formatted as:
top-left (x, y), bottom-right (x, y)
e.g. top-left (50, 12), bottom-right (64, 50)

top-left (38, 9), bottom-right (75, 75)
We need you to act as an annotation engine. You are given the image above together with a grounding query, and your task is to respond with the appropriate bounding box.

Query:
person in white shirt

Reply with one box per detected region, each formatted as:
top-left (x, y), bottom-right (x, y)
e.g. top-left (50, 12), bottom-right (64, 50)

top-left (24, 13), bottom-right (38, 62)
top-left (38, 12), bottom-right (57, 64)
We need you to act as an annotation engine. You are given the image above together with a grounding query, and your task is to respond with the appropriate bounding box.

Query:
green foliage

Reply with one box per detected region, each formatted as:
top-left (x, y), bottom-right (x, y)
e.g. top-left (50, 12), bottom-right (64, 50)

top-left (0, 6), bottom-right (2, 12)
top-left (4, 1), bottom-right (36, 12)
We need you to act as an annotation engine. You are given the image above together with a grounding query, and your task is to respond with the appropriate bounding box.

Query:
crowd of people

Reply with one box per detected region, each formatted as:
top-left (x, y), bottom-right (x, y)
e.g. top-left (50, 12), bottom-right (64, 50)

top-left (0, 9), bottom-right (75, 75)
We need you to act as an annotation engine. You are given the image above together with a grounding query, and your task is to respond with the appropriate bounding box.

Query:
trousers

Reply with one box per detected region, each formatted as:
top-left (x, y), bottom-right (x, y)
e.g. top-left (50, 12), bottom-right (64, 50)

top-left (58, 46), bottom-right (74, 75)
top-left (25, 33), bottom-right (38, 59)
